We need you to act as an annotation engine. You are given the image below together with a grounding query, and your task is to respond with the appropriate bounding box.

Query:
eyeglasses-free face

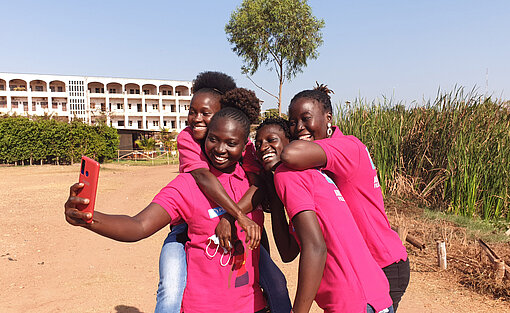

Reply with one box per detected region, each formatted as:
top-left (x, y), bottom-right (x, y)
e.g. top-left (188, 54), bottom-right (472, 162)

top-left (204, 117), bottom-right (247, 173)
top-left (255, 124), bottom-right (290, 172)
top-left (288, 97), bottom-right (332, 141)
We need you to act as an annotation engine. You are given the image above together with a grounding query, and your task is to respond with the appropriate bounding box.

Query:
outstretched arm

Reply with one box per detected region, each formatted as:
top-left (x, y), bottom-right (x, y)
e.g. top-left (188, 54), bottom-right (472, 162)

top-left (64, 183), bottom-right (171, 242)
top-left (291, 210), bottom-right (327, 313)
top-left (190, 168), bottom-right (261, 250)
top-left (280, 140), bottom-right (327, 170)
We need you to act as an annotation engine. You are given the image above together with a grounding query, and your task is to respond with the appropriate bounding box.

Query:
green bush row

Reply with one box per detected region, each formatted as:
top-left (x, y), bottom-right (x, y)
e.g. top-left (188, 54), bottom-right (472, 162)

top-left (335, 88), bottom-right (510, 221)
top-left (0, 115), bottom-right (119, 165)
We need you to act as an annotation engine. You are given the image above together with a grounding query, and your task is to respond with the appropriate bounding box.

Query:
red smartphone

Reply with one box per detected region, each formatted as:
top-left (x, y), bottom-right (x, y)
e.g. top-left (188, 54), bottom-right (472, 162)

top-left (77, 156), bottom-right (100, 223)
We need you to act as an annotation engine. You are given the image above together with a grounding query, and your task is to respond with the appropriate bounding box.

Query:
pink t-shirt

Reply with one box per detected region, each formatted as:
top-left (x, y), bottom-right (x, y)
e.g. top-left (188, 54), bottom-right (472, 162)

top-left (152, 164), bottom-right (266, 313)
top-left (177, 126), bottom-right (261, 174)
top-left (315, 127), bottom-right (407, 268)
top-left (274, 165), bottom-right (392, 313)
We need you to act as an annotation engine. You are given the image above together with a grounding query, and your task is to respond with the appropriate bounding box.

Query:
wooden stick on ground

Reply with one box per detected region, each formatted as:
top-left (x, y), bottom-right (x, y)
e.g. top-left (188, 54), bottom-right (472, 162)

top-left (436, 240), bottom-right (447, 270)
top-left (478, 239), bottom-right (509, 282)
top-left (391, 226), bottom-right (426, 250)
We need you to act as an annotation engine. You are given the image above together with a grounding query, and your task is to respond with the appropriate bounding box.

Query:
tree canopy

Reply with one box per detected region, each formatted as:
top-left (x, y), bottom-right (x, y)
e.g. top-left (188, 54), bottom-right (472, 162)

top-left (225, 0), bottom-right (324, 115)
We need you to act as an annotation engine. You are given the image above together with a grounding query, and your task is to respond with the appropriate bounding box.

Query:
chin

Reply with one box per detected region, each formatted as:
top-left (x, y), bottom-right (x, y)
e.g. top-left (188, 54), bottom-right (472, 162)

top-left (192, 130), bottom-right (207, 141)
top-left (263, 161), bottom-right (278, 172)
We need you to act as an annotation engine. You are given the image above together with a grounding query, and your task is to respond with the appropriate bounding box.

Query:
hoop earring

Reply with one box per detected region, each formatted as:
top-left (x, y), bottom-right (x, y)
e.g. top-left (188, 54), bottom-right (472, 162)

top-left (327, 122), bottom-right (333, 137)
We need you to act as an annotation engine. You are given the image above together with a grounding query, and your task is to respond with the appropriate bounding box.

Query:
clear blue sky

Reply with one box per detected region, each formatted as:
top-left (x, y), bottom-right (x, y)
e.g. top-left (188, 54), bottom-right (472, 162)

top-left (1, 0), bottom-right (508, 112)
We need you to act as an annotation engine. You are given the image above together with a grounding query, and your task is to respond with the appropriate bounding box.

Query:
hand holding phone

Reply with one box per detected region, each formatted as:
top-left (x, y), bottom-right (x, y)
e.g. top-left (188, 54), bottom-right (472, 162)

top-left (77, 156), bottom-right (100, 223)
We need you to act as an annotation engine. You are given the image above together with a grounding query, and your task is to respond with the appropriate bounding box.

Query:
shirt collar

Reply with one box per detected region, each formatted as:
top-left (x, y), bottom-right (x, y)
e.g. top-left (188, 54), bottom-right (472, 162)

top-left (209, 163), bottom-right (245, 181)
top-left (331, 126), bottom-right (343, 138)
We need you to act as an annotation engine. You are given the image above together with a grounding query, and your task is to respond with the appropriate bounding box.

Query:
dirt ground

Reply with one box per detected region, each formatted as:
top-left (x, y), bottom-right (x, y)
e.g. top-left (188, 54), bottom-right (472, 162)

top-left (1, 163), bottom-right (509, 313)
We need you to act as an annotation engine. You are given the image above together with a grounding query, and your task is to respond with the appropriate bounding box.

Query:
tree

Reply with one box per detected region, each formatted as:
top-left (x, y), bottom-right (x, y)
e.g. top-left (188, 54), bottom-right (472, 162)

top-left (134, 137), bottom-right (156, 152)
top-left (225, 0), bottom-right (324, 116)
top-left (263, 108), bottom-right (288, 119)
top-left (159, 128), bottom-right (178, 152)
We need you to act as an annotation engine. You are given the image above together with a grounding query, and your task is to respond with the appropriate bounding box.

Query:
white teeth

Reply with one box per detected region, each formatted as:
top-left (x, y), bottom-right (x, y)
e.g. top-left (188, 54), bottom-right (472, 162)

top-left (213, 155), bottom-right (227, 162)
top-left (298, 135), bottom-right (312, 141)
top-left (262, 153), bottom-right (275, 161)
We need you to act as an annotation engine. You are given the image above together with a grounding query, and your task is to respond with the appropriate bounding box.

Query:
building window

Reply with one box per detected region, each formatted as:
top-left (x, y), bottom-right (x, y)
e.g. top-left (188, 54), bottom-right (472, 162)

top-left (152, 104), bottom-right (158, 110)
top-left (171, 120), bottom-right (176, 128)
top-left (35, 86), bottom-right (43, 91)
top-left (109, 88), bottom-right (116, 93)
top-left (163, 120), bottom-right (167, 127)
top-left (117, 103), bottom-right (123, 110)
top-left (95, 88), bottom-right (100, 93)
top-left (129, 120), bottom-right (133, 126)
top-left (143, 90), bottom-right (149, 95)
top-left (130, 89), bottom-right (134, 94)
top-left (128, 104), bottom-right (132, 110)
top-left (176, 91), bottom-right (181, 96)
top-left (118, 120), bottom-right (125, 127)
top-left (162, 105), bottom-right (166, 110)
top-left (58, 86), bottom-right (63, 92)
top-left (136, 89), bottom-right (140, 94)
top-left (153, 120), bottom-right (159, 127)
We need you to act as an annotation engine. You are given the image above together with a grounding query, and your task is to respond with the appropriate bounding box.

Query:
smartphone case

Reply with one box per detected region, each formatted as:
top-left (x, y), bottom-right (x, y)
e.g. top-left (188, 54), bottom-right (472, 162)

top-left (77, 156), bottom-right (100, 223)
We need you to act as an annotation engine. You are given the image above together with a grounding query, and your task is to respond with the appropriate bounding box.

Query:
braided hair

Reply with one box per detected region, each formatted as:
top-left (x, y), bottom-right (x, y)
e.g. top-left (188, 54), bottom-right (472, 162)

top-left (220, 88), bottom-right (260, 124)
top-left (256, 117), bottom-right (291, 140)
top-left (192, 71), bottom-right (237, 98)
top-left (209, 88), bottom-right (261, 141)
top-left (290, 82), bottom-right (335, 113)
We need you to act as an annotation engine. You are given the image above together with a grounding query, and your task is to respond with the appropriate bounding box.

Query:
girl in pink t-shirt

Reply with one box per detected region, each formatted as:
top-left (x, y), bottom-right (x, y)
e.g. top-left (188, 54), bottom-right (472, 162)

top-left (160, 74), bottom-right (290, 313)
top-left (64, 104), bottom-right (268, 313)
top-left (280, 84), bottom-right (410, 311)
top-left (255, 118), bottom-right (393, 313)
top-left (155, 71), bottom-right (263, 313)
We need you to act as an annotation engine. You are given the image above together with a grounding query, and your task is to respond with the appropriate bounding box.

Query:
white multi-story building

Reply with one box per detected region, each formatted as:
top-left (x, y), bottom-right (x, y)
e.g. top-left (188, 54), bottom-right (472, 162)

top-left (0, 72), bottom-right (192, 132)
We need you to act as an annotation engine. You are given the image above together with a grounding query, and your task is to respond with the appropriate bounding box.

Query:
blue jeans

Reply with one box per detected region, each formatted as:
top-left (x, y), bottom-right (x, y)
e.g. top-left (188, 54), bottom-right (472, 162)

top-left (367, 304), bottom-right (394, 313)
top-left (258, 245), bottom-right (292, 313)
top-left (154, 224), bottom-right (187, 313)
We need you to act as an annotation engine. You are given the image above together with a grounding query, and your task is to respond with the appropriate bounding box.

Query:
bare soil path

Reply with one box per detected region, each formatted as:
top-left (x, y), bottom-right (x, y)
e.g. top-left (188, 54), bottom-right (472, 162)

top-left (1, 164), bottom-right (508, 312)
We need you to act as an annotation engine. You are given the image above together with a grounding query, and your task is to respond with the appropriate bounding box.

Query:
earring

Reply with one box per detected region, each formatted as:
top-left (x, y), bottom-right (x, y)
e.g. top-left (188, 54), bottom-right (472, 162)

top-left (327, 122), bottom-right (333, 137)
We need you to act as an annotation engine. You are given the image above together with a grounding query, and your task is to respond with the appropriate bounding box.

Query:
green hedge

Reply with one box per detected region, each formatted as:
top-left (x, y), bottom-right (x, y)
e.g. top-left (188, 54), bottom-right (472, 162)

top-left (0, 115), bottom-right (119, 164)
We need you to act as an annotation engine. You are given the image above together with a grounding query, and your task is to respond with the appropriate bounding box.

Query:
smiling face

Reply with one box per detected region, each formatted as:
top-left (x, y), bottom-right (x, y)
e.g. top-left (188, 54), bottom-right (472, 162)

top-left (204, 117), bottom-right (247, 173)
top-left (288, 97), bottom-right (332, 141)
top-left (187, 92), bottom-right (222, 140)
top-left (255, 124), bottom-right (290, 172)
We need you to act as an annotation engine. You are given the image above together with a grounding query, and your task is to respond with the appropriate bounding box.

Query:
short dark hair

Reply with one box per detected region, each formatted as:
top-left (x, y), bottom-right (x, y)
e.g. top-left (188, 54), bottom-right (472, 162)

top-left (192, 71), bottom-right (237, 97)
top-left (209, 107), bottom-right (251, 141)
top-left (290, 82), bottom-right (334, 113)
top-left (256, 117), bottom-right (291, 139)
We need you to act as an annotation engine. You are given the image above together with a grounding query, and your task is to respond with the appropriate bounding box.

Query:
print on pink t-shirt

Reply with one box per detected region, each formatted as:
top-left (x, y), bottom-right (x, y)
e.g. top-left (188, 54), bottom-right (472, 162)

top-left (274, 165), bottom-right (392, 313)
top-left (315, 127), bottom-right (407, 268)
top-left (152, 164), bottom-right (266, 313)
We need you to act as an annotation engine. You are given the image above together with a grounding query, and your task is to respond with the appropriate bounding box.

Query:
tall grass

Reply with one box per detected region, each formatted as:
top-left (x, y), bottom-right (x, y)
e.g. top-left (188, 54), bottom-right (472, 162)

top-left (334, 87), bottom-right (510, 221)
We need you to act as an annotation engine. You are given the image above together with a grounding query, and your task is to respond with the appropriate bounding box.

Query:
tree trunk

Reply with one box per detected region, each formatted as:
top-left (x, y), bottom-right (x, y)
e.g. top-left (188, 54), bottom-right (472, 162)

top-left (278, 65), bottom-right (283, 117)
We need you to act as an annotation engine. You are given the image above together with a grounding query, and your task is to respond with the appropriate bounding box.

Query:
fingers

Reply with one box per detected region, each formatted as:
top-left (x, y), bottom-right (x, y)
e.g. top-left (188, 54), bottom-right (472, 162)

top-left (64, 183), bottom-right (91, 226)
top-left (245, 224), bottom-right (261, 250)
top-left (215, 218), bottom-right (232, 253)
top-left (69, 182), bottom-right (84, 197)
